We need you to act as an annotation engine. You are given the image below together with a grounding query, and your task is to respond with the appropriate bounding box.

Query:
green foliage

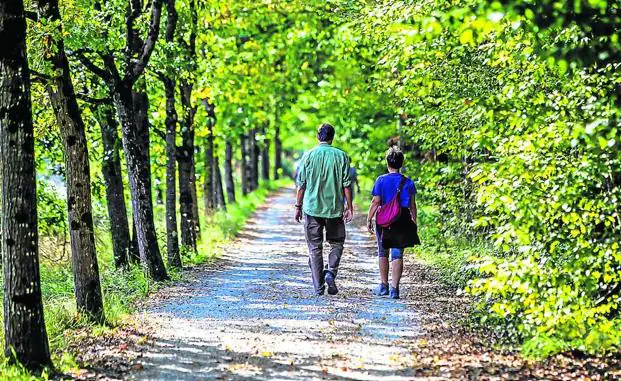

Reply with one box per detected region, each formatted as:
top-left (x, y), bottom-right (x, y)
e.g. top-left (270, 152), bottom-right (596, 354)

top-left (339, 0), bottom-right (620, 358)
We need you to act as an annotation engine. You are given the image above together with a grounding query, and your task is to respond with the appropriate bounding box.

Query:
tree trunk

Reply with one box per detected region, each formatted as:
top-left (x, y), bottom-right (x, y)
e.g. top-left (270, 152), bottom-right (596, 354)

top-left (112, 79), bottom-right (168, 281)
top-left (129, 217), bottom-right (140, 263)
top-left (163, 78), bottom-right (181, 268)
top-left (162, 0), bottom-right (181, 267)
top-left (0, 0), bottom-right (52, 368)
top-left (202, 99), bottom-right (216, 215)
top-left (240, 134), bottom-right (249, 196)
top-left (95, 103), bottom-right (131, 269)
top-left (39, 0), bottom-right (104, 322)
top-left (204, 132), bottom-right (214, 213)
top-left (179, 81), bottom-right (199, 250)
top-left (224, 141), bottom-right (236, 203)
top-left (250, 129), bottom-right (260, 190)
top-left (274, 125), bottom-right (282, 180)
top-left (214, 156), bottom-right (226, 210)
top-left (262, 125), bottom-right (270, 182)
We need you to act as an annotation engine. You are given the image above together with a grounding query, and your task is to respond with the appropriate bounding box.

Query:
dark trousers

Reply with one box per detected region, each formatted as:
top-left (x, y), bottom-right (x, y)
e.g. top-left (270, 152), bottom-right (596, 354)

top-left (303, 214), bottom-right (346, 293)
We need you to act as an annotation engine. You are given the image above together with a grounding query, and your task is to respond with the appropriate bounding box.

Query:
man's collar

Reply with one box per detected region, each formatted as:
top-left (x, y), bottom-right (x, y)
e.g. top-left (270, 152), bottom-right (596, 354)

top-left (319, 142), bottom-right (332, 146)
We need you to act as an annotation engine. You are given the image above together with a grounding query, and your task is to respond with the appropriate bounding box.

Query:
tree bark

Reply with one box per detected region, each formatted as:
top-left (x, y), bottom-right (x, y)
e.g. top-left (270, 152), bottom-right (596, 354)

top-left (274, 125), bottom-right (282, 180)
top-left (261, 125), bottom-right (270, 182)
top-left (38, 0), bottom-right (104, 322)
top-left (129, 217), bottom-right (140, 263)
top-left (250, 128), bottom-right (260, 190)
top-left (163, 77), bottom-right (181, 268)
top-left (224, 141), bottom-right (236, 203)
top-left (240, 134), bottom-right (249, 195)
top-left (213, 155), bottom-right (226, 210)
top-left (95, 103), bottom-right (131, 269)
top-left (204, 132), bottom-right (215, 212)
top-left (201, 99), bottom-right (215, 215)
top-left (0, 0), bottom-right (52, 368)
top-left (112, 79), bottom-right (168, 281)
top-left (179, 82), bottom-right (198, 250)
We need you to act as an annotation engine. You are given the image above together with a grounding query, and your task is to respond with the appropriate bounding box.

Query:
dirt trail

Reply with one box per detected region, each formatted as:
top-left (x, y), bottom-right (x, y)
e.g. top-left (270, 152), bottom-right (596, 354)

top-left (74, 187), bottom-right (620, 380)
top-left (130, 188), bottom-right (436, 380)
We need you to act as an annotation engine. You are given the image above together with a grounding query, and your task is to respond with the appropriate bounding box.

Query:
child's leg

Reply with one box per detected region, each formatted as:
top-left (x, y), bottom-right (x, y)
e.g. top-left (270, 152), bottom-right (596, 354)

top-left (379, 257), bottom-right (389, 285)
top-left (390, 249), bottom-right (405, 288)
top-left (376, 227), bottom-right (389, 285)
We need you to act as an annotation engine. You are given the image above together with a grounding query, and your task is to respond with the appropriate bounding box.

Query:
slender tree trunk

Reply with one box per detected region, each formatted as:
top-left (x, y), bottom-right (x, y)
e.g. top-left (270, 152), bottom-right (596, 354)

top-left (202, 99), bottom-right (216, 215)
top-left (224, 141), bottom-right (236, 203)
top-left (163, 77), bottom-right (181, 268)
top-left (162, 0), bottom-right (181, 267)
top-left (0, 0), bottom-right (51, 368)
top-left (129, 218), bottom-right (140, 263)
top-left (204, 132), bottom-right (214, 213)
top-left (274, 125), bottom-right (282, 180)
top-left (250, 129), bottom-right (260, 190)
top-left (179, 81), bottom-right (198, 249)
top-left (39, 0), bottom-right (104, 322)
top-left (240, 134), bottom-right (249, 195)
top-left (214, 156), bottom-right (226, 210)
top-left (95, 103), bottom-right (131, 269)
top-left (112, 80), bottom-right (168, 280)
top-left (262, 125), bottom-right (270, 182)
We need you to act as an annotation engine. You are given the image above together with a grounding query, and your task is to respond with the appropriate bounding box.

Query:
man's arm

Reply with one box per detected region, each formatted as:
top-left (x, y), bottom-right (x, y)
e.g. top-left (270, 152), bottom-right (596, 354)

top-left (295, 186), bottom-right (305, 223)
top-left (343, 187), bottom-right (353, 223)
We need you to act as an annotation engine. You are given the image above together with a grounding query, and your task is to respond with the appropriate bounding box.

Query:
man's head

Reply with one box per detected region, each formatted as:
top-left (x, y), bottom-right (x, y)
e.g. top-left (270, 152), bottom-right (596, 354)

top-left (386, 146), bottom-right (405, 170)
top-left (317, 123), bottom-right (335, 143)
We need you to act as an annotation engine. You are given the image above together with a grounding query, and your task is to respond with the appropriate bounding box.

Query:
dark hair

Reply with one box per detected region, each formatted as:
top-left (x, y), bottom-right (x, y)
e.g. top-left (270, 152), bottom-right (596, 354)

top-left (386, 147), bottom-right (404, 169)
top-left (317, 123), bottom-right (335, 142)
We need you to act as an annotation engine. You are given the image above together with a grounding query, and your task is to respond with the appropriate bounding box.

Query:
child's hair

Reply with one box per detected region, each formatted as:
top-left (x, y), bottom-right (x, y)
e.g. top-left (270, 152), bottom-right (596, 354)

top-left (386, 147), bottom-right (404, 169)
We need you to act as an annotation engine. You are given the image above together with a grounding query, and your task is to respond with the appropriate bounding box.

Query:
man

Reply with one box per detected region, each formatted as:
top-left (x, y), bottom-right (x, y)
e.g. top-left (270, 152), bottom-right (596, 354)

top-left (295, 123), bottom-right (353, 296)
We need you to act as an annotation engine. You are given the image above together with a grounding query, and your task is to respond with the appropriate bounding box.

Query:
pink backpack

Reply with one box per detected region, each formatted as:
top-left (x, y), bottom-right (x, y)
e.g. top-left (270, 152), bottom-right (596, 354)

top-left (376, 175), bottom-right (407, 228)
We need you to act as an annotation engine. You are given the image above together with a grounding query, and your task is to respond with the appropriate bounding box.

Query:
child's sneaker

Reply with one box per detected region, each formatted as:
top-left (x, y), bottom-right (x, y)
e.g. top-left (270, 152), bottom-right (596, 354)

top-left (389, 286), bottom-right (400, 299)
top-left (375, 283), bottom-right (389, 296)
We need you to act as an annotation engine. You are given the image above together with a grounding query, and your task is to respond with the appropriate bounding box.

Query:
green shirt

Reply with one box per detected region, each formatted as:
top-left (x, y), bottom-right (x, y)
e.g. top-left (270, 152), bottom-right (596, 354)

top-left (296, 143), bottom-right (351, 218)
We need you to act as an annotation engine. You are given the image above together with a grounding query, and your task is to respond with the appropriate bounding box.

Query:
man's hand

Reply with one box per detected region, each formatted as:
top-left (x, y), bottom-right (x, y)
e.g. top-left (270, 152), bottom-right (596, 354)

top-left (295, 207), bottom-right (303, 223)
top-left (343, 208), bottom-right (354, 223)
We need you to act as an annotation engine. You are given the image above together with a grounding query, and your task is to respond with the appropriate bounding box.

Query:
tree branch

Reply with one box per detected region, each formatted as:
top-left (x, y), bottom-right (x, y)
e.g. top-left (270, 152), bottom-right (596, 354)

top-left (152, 127), bottom-right (166, 140)
top-left (25, 10), bottom-right (38, 21)
top-left (128, 0), bottom-right (164, 83)
top-left (76, 93), bottom-right (111, 105)
top-left (70, 49), bottom-right (111, 81)
top-left (30, 69), bottom-right (51, 84)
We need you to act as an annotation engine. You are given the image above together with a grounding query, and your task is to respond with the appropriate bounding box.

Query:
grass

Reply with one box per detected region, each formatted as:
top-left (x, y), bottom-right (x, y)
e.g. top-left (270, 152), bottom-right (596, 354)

top-left (0, 178), bottom-right (291, 379)
top-left (410, 203), bottom-right (490, 289)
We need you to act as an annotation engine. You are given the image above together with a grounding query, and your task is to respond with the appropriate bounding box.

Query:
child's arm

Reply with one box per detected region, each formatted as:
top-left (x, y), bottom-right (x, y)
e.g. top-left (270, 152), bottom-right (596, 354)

top-left (367, 196), bottom-right (381, 233)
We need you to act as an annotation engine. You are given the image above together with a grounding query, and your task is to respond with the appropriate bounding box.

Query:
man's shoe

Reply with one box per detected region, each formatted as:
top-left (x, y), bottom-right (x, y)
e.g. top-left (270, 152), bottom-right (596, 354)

top-left (315, 286), bottom-right (325, 296)
top-left (389, 286), bottom-right (400, 299)
top-left (375, 283), bottom-right (389, 296)
top-left (325, 272), bottom-right (338, 295)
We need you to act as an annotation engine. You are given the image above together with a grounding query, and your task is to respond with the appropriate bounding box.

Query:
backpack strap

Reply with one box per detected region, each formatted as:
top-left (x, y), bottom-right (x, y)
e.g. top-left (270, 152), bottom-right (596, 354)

top-left (397, 175), bottom-right (407, 193)
top-left (396, 175), bottom-right (407, 204)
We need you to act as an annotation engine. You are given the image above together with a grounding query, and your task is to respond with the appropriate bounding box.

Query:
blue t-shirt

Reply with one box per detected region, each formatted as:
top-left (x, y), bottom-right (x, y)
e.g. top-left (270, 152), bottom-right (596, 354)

top-left (371, 173), bottom-right (416, 207)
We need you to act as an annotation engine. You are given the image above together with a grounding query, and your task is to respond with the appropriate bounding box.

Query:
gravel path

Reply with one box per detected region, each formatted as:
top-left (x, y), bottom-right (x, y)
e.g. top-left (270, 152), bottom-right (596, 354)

top-left (131, 188), bottom-right (427, 380)
top-left (72, 187), bottom-right (620, 380)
